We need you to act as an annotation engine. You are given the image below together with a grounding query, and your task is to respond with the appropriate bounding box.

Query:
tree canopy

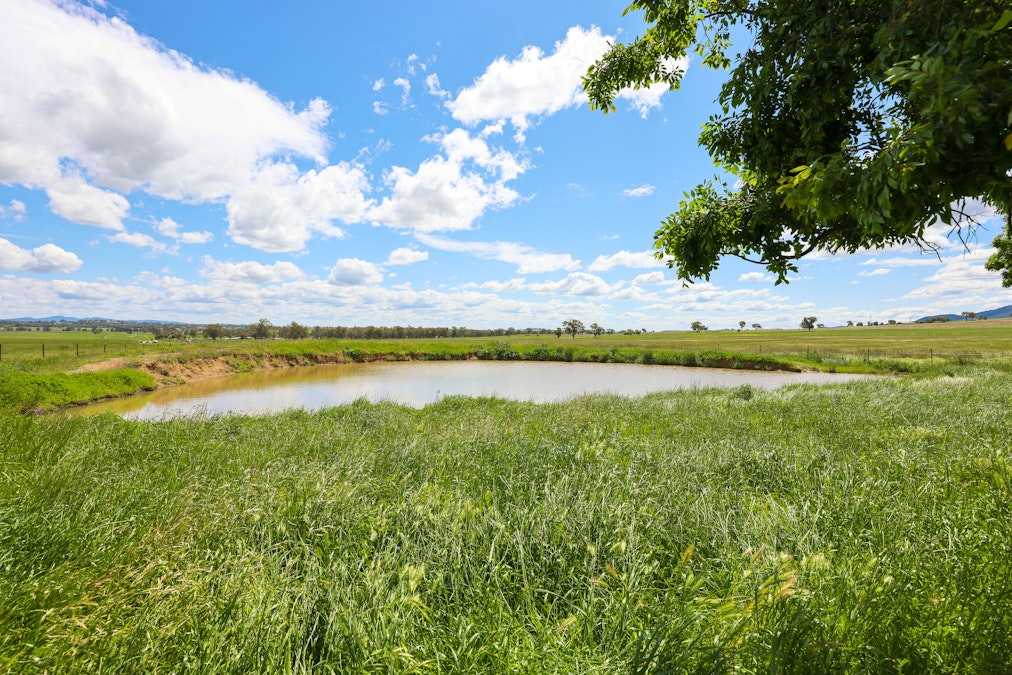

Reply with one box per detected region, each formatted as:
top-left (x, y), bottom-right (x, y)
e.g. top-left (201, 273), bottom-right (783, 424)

top-left (585, 1), bottom-right (1012, 284)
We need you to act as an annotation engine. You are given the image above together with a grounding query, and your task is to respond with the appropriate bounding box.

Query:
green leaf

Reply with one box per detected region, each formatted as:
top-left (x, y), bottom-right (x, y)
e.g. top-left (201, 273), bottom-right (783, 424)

top-left (992, 10), bottom-right (1012, 32)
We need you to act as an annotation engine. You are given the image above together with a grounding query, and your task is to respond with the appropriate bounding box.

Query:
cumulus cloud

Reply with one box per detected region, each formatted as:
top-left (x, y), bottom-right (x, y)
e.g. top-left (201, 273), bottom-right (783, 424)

top-left (632, 271), bottom-right (666, 285)
top-left (108, 231), bottom-right (168, 253)
top-left (328, 258), bottom-right (383, 286)
top-left (46, 172), bottom-right (130, 230)
top-left (615, 57), bottom-right (686, 118)
top-left (0, 237), bottom-right (82, 273)
top-left (738, 271), bottom-right (773, 283)
top-left (447, 26), bottom-right (611, 135)
top-left (416, 233), bottom-right (579, 274)
top-left (480, 278), bottom-right (526, 292)
top-left (385, 247), bottom-right (429, 265)
top-left (588, 250), bottom-right (662, 272)
top-left (858, 268), bottom-right (890, 277)
top-left (0, 200), bottom-right (27, 221)
top-left (154, 217), bottom-right (213, 245)
top-left (201, 256), bottom-right (305, 284)
top-left (529, 272), bottom-right (614, 296)
top-left (622, 184), bottom-right (655, 198)
top-left (0, 0), bottom-right (370, 251)
top-left (448, 26), bottom-right (684, 136)
top-left (369, 129), bottom-right (525, 233)
top-left (902, 249), bottom-right (1010, 301)
top-left (227, 162), bottom-right (373, 252)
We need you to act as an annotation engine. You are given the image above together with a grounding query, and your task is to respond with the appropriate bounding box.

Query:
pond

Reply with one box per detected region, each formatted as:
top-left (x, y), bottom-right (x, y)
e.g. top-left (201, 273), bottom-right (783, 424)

top-left (72, 361), bottom-right (872, 420)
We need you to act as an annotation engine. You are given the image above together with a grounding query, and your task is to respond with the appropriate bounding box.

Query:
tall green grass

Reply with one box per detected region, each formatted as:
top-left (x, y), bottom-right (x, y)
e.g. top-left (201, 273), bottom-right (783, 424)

top-left (2, 363), bottom-right (1010, 672)
top-left (0, 369), bottom-right (155, 411)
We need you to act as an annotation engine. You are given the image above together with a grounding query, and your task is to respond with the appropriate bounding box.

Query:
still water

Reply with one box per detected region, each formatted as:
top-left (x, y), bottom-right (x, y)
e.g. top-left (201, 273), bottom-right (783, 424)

top-left (73, 361), bottom-right (871, 420)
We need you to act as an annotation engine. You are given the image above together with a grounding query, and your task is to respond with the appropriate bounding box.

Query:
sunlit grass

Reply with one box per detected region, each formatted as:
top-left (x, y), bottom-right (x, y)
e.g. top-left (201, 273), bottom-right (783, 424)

top-left (2, 362), bottom-right (1010, 672)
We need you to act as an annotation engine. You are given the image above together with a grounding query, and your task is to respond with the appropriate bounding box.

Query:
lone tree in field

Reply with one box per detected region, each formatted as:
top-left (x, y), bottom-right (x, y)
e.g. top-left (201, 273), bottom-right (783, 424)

top-left (585, 2), bottom-right (1012, 285)
top-left (250, 318), bottom-right (274, 340)
top-left (752, 323), bottom-right (761, 330)
top-left (690, 320), bottom-right (708, 332)
top-left (738, 320), bottom-right (746, 331)
top-left (961, 311), bottom-right (977, 321)
top-left (204, 323), bottom-right (225, 341)
top-left (590, 322), bottom-right (604, 337)
top-left (800, 316), bottom-right (818, 331)
top-left (562, 319), bottom-right (585, 338)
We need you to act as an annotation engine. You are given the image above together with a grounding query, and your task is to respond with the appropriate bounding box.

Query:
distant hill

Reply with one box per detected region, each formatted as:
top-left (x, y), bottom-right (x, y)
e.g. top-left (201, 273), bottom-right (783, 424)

top-left (4, 316), bottom-right (163, 323)
top-left (917, 304), bottom-right (1012, 323)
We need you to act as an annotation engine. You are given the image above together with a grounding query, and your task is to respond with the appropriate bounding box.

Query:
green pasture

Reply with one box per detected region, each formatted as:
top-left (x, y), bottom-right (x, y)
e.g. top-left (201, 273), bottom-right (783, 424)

top-left (1, 361), bottom-right (1010, 672)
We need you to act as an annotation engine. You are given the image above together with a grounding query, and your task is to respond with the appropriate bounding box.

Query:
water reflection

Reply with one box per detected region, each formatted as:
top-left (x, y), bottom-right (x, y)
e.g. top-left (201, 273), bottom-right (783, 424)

top-left (73, 360), bottom-right (871, 419)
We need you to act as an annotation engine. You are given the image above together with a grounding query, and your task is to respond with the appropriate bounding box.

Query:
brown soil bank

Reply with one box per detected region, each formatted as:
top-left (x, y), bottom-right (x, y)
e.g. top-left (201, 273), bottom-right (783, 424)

top-left (74, 350), bottom-right (799, 390)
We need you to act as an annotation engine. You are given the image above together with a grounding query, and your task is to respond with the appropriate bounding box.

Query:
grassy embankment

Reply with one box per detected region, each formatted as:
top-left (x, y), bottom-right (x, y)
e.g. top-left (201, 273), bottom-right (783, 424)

top-left (1, 355), bottom-right (1010, 672)
top-left (3, 319), bottom-right (1011, 410)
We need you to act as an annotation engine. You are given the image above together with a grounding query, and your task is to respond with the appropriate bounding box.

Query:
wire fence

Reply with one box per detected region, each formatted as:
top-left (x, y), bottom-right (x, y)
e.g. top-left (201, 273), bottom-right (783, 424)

top-left (0, 341), bottom-right (138, 361)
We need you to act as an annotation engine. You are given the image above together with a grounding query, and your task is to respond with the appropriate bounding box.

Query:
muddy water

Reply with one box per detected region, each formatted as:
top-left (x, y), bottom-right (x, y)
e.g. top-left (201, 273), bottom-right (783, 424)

top-left (72, 360), bottom-right (871, 419)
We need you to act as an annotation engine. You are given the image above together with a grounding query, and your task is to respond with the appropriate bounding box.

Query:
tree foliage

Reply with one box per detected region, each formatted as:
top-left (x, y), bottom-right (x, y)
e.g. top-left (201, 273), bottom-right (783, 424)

top-left (585, 1), bottom-right (1012, 284)
top-left (800, 316), bottom-right (818, 331)
top-left (690, 320), bottom-right (708, 332)
top-left (562, 319), bottom-right (585, 338)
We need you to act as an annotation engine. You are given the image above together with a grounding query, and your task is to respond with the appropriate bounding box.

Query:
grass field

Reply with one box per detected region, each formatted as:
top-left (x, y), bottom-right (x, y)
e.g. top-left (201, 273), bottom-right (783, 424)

top-left (2, 318), bottom-right (1012, 369)
top-left (1, 323), bottom-right (1011, 672)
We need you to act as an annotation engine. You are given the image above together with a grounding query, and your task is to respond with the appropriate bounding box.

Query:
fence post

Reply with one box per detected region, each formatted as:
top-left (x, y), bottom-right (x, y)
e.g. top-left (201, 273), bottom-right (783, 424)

top-left (42, 343), bottom-right (45, 358)
top-left (76, 343), bottom-right (79, 357)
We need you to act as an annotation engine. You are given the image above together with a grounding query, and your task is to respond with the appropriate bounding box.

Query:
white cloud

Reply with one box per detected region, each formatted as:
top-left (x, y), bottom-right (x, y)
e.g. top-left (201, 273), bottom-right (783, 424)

top-left (369, 129), bottom-right (525, 233)
top-left (902, 248), bottom-right (1011, 301)
top-left (615, 57), bottom-right (686, 118)
top-left (632, 271), bottom-right (666, 285)
top-left (588, 250), bottom-right (662, 272)
top-left (154, 217), bottom-right (213, 245)
top-left (0, 200), bottom-right (26, 221)
top-left (447, 26), bottom-right (684, 136)
top-left (480, 278), bottom-right (526, 292)
top-left (858, 268), bottom-right (890, 277)
top-left (859, 256), bottom-right (943, 268)
top-left (738, 271), bottom-right (772, 283)
top-left (0, 237), bottom-right (82, 273)
top-left (328, 258), bottom-right (383, 286)
top-left (201, 256), bottom-right (305, 284)
top-left (425, 73), bottom-right (449, 98)
top-left (227, 162), bottom-right (372, 252)
top-left (385, 247), bottom-right (429, 265)
top-left (416, 233), bottom-right (579, 274)
top-left (622, 184), bottom-right (655, 198)
top-left (177, 230), bottom-right (214, 245)
top-left (529, 272), bottom-right (614, 297)
top-left (447, 26), bottom-right (612, 135)
top-left (46, 172), bottom-right (130, 230)
top-left (393, 77), bottom-right (411, 105)
top-left (372, 78), bottom-right (385, 91)
top-left (0, 0), bottom-right (369, 251)
top-left (108, 231), bottom-right (168, 253)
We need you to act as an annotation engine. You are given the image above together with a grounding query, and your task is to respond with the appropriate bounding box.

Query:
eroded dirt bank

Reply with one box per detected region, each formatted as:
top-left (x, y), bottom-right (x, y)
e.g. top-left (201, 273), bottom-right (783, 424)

top-left (72, 349), bottom-right (801, 392)
top-left (73, 352), bottom-right (379, 388)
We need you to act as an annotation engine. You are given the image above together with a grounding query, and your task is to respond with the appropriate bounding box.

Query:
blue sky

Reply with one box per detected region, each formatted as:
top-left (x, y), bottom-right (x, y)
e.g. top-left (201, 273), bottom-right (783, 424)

top-left (1, 0), bottom-right (1009, 330)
